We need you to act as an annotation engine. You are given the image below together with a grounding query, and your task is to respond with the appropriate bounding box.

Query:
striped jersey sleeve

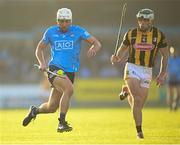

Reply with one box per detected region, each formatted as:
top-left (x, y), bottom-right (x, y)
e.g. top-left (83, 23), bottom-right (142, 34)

top-left (157, 31), bottom-right (168, 48)
top-left (122, 29), bottom-right (131, 46)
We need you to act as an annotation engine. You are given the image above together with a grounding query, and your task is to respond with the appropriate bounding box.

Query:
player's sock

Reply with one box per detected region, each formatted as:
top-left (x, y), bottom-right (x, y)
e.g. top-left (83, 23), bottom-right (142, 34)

top-left (35, 108), bottom-right (39, 115)
top-left (136, 125), bottom-right (144, 139)
top-left (136, 125), bottom-right (142, 133)
top-left (59, 113), bottom-right (66, 123)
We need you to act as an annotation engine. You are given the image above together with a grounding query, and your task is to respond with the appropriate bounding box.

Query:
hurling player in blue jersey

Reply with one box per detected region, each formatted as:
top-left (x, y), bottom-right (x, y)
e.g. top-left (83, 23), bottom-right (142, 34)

top-left (167, 47), bottom-right (180, 111)
top-left (22, 8), bottom-right (101, 132)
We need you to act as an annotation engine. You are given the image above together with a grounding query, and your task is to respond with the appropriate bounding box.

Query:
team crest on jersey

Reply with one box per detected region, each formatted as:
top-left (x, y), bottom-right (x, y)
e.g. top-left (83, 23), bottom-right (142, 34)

top-left (55, 40), bottom-right (73, 50)
top-left (142, 38), bottom-right (146, 42)
top-left (153, 37), bottom-right (157, 43)
top-left (70, 33), bottom-right (74, 37)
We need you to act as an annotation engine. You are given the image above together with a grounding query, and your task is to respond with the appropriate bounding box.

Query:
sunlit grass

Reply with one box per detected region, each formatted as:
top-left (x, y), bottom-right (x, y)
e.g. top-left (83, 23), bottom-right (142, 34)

top-left (75, 79), bottom-right (159, 102)
top-left (0, 108), bottom-right (179, 144)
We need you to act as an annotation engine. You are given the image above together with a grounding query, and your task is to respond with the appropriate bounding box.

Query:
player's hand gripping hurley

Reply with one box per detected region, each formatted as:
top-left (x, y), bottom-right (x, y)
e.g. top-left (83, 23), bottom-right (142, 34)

top-left (34, 64), bottom-right (66, 79)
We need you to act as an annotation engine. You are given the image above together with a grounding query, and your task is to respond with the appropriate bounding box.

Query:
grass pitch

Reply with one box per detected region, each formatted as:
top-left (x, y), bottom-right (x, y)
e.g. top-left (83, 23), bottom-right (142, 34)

top-left (75, 79), bottom-right (160, 102)
top-left (0, 108), bottom-right (180, 144)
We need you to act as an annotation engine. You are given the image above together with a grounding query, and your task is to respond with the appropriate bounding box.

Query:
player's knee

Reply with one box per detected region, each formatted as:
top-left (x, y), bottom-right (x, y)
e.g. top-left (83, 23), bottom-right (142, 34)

top-left (130, 91), bottom-right (140, 98)
top-left (48, 107), bottom-right (57, 113)
top-left (64, 86), bottom-right (74, 97)
top-left (47, 104), bottom-right (58, 113)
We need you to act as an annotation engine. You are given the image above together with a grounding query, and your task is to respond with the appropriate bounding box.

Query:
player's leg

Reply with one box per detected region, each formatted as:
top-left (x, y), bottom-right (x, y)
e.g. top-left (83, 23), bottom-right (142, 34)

top-left (126, 78), bottom-right (142, 124)
top-left (167, 85), bottom-right (174, 110)
top-left (119, 87), bottom-right (134, 109)
top-left (22, 88), bottom-right (61, 126)
top-left (173, 85), bottom-right (180, 110)
top-left (120, 63), bottom-right (137, 108)
top-left (126, 78), bottom-right (148, 139)
top-left (127, 92), bottom-right (134, 108)
top-left (52, 73), bottom-right (74, 132)
top-left (123, 63), bottom-right (151, 139)
top-left (119, 64), bottom-right (133, 108)
top-left (119, 83), bottom-right (133, 108)
top-left (119, 85), bottom-right (129, 100)
top-left (54, 74), bottom-right (74, 119)
top-left (38, 88), bottom-right (62, 113)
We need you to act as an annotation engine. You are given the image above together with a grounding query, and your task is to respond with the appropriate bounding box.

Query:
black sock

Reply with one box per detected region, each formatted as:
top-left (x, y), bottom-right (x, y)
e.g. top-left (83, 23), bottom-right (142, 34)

top-left (136, 125), bottom-right (142, 133)
top-left (35, 108), bottom-right (39, 115)
top-left (32, 106), bottom-right (39, 115)
top-left (59, 113), bottom-right (66, 123)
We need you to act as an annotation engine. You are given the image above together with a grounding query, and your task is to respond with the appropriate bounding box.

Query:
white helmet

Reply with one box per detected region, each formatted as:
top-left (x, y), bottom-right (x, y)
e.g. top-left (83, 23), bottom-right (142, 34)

top-left (57, 8), bottom-right (72, 21)
top-left (136, 8), bottom-right (154, 20)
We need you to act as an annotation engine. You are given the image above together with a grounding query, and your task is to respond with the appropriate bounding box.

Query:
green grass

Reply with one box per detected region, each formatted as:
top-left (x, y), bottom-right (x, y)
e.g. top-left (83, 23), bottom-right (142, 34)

top-left (75, 79), bottom-right (160, 102)
top-left (0, 108), bottom-right (180, 144)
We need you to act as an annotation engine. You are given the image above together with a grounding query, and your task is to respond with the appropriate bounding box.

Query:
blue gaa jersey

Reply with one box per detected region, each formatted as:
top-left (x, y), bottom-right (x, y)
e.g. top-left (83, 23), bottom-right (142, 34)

top-left (42, 25), bottom-right (91, 72)
top-left (168, 56), bottom-right (180, 80)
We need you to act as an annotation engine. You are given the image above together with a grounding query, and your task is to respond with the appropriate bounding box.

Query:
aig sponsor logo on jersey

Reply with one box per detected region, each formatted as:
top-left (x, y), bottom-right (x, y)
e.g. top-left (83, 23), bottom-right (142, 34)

top-left (55, 40), bottom-right (73, 50)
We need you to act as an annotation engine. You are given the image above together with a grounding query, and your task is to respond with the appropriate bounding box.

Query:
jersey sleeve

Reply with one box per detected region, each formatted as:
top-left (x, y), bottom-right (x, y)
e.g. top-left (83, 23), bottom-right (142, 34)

top-left (157, 31), bottom-right (168, 48)
top-left (79, 27), bottom-right (91, 39)
top-left (41, 29), bottom-right (50, 45)
top-left (122, 30), bottom-right (130, 46)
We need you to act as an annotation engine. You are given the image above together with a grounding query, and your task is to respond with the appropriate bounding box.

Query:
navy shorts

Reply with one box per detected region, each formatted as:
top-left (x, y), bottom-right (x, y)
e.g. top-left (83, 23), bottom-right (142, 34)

top-left (168, 80), bottom-right (180, 86)
top-left (48, 65), bottom-right (75, 85)
top-left (167, 75), bottom-right (180, 86)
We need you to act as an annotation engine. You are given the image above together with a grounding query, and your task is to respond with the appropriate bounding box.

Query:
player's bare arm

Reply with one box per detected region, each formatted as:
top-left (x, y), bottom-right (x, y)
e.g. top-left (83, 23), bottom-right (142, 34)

top-left (156, 46), bottom-right (169, 86)
top-left (111, 43), bottom-right (129, 64)
top-left (116, 43), bottom-right (129, 61)
top-left (35, 40), bottom-right (48, 70)
top-left (86, 36), bottom-right (102, 57)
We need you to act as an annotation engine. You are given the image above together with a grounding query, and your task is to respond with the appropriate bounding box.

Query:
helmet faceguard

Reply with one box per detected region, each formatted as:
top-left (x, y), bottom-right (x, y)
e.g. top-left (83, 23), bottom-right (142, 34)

top-left (136, 8), bottom-right (154, 20)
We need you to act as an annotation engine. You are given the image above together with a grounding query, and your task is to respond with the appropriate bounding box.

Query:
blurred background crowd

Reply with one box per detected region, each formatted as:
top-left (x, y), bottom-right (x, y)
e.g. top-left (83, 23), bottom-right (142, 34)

top-left (0, 0), bottom-right (180, 109)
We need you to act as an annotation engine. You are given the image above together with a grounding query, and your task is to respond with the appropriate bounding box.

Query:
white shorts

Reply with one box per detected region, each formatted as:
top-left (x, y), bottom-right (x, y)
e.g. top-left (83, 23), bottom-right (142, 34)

top-left (124, 62), bottom-right (152, 88)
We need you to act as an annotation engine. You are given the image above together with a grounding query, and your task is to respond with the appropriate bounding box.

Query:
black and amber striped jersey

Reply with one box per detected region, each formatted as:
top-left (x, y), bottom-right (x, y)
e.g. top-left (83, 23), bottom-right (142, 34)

top-left (123, 27), bottom-right (167, 67)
